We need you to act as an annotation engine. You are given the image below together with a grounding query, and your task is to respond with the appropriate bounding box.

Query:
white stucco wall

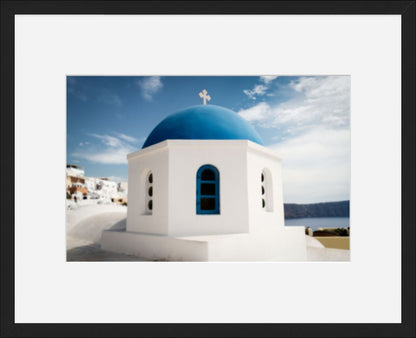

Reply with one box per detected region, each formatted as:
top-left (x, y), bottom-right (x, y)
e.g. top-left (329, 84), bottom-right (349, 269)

top-left (66, 167), bottom-right (84, 178)
top-left (127, 140), bottom-right (285, 237)
top-left (84, 177), bottom-right (121, 200)
top-left (205, 226), bottom-right (306, 261)
top-left (167, 140), bottom-right (249, 236)
top-left (246, 144), bottom-right (285, 233)
top-left (126, 146), bottom-right (169, 235)
top-left (101, 230), bottom-right (209, 261)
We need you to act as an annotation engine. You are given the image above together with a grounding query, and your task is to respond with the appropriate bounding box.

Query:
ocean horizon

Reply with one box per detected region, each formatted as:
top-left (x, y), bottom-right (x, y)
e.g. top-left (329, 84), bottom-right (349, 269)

top-left (284, 217), bottom-right (350, 231)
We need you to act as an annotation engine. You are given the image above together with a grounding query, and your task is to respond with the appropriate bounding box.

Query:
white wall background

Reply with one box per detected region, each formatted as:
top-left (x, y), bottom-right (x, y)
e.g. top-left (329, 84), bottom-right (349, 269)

top-left (127, 146), bottom-right (169, 234)
top-left (15, 15), bottom-right (401, 323)
top-left (246, 146), bottom-right (285, 232)
top-left (168, 140), bottom-right (249, 236)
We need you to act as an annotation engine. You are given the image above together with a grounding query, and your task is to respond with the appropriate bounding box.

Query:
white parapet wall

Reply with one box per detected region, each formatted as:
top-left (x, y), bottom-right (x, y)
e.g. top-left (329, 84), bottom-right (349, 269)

top-left (101, 225), bottom-right (307, 262)
top-left (101, 230), bottom-right (209, 261)
top-left (185, 226), bottom-right (307, 261)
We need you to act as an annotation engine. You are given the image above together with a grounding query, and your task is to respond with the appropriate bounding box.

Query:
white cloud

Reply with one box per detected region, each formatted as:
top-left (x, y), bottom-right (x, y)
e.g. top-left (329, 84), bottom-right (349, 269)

top-left (73, 133), bottom-right (138, 164)
top-left (138, 76), bottom-right (163, 100)
top-left (239, 76), bottom-right (350, 135)
top-left (115, 132), bottom-right (139, 143)
top-left (74, 148), bottom-right (133, 165)
top-left (260, 75), bottom-right (278, 84)
top-left (239, 76), bottom-right (352, 203)
top-left (89, 134), bottom-right (124, 148)
top-left (243, 84), bottom-right (268, 100)
top-left (238, 102), bottom-right (271, 122)
top-left (243, 76), bottom-right (278, 100)
top-left (270, 128), bottom-right (350, 203)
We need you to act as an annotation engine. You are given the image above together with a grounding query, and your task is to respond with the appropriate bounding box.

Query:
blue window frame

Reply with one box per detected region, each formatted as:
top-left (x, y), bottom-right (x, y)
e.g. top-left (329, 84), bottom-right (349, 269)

top-left (196, 165), bottom-right (220, 214)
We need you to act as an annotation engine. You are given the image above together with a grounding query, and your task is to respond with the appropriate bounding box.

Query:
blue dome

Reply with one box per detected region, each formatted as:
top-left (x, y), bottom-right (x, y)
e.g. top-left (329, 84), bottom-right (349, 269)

top-left (142, 105), bottom-right (264, 149)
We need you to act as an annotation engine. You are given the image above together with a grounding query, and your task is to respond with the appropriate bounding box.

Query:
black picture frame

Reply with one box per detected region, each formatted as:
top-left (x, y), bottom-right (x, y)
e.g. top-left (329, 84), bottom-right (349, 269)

top-left (1, 1), bottom-right (414, 337)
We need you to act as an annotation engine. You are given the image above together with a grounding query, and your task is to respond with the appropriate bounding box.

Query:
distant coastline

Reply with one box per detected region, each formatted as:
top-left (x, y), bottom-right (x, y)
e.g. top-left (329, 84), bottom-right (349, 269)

top-left (284, 200), bottom-right (349, 219)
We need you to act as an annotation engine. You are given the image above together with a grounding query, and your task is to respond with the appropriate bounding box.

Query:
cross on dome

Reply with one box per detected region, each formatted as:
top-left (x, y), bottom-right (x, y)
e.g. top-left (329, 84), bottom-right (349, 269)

top-left (199, 89), bottom-right (211, 105)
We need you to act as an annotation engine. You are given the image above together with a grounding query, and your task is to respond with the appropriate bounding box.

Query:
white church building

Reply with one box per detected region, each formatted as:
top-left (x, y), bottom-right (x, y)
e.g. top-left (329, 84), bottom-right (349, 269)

top-left (101, 92), bottom-right (306, 261)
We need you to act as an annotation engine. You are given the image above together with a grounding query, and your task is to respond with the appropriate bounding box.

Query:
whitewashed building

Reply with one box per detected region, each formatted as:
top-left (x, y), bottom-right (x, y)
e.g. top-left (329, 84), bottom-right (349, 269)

top-left (102, 99), bottom-right (306, 261)
top-left (66, 164), bottom-right (84, 178)
top-left (84, 177), bottom-right (123, 200)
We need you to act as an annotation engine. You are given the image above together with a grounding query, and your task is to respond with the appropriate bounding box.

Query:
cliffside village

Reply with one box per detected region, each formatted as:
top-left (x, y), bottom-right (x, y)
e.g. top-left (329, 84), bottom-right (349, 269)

top-left (66, 164), bottom-right (127, 205)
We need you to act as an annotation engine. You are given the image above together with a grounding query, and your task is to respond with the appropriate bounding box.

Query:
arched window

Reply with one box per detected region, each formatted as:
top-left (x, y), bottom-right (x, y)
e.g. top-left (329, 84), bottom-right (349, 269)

top-left (196, 165), bottom-right (220, 214)
top-left (261, 169), bottom-right (273, 212)
top-left (145, 171), bottom-right (153, 214)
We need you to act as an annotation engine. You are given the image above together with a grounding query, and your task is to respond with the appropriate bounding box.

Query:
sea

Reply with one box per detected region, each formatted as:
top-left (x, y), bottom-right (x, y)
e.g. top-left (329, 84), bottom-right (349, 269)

top-left (284, 217), bottom-right (350, 231)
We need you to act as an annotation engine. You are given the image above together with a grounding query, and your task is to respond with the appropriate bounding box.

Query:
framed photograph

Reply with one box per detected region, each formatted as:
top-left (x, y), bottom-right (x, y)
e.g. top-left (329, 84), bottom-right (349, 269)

top-left (65, 75), bottom-right (351, 263)
top-left (1, 1), bottom-right (414, 337)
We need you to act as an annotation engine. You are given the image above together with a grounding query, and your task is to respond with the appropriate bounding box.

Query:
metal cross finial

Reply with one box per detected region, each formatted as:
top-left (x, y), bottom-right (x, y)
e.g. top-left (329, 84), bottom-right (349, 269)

top-left (199, 89), bottom-right (211, 105)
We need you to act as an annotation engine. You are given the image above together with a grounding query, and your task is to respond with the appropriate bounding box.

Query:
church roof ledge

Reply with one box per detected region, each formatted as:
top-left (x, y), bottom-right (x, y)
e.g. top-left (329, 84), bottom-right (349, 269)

top-left (127, 139), bottom-right (282, 161)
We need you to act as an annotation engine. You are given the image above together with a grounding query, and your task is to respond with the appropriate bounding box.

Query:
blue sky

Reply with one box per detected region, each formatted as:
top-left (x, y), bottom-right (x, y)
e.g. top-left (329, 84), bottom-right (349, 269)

top-left (67, 76), bottom-right (350, 203)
